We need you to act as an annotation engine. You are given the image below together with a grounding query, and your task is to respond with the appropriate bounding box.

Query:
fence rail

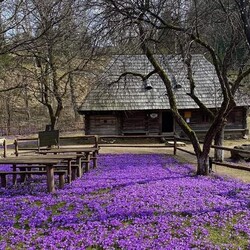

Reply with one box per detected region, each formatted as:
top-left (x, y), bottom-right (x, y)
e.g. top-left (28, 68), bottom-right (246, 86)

top-left (173, 136), bottom-right (250, 172)
top-left (2, 134), bottom-right (250, 173)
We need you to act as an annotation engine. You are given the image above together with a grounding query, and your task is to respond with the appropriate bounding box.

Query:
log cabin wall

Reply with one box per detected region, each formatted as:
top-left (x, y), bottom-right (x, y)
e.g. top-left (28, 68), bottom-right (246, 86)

top-left (85, 113), bottom-right (121, 135)
top-left (175, 107), bottom-right (248, 137)
top-left (148, 112), bottom-right (161, 134)
top-left (121, 111), bottom-right (161, 135)
top-left (122, 111), bottom-right (148, 134)
top-left (85, 111), bottom-right (162, 135)
top-left (84, 107), bottom-right (248, 137)
top-left (226, 107), bottom-right (247, 129)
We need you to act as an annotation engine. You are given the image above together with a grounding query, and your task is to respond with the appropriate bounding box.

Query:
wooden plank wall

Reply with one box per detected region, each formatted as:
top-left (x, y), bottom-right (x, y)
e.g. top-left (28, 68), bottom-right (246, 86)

top-left (84, 107), bottom-right (247, 136)
top-left (87, 115), bottom-right (120, 135)
top-left (176, 107), bottom-right (245, 132)
top-left (148, 113), bottom-right (161, 134)
top-left (122, 111), bottom-right (147, 133)
top-left (86, 111), bottom-right (162, 135)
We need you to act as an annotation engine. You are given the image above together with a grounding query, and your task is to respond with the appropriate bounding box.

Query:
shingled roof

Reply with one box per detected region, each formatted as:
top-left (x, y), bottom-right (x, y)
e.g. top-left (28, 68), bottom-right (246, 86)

top-left (79, 54), bottom-right (249, 112)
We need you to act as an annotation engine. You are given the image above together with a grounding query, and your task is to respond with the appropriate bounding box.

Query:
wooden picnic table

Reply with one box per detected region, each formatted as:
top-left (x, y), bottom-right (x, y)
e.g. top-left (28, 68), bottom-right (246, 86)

top-left (37, 147), bottom-right (99, 172)
top-left (35, 154), bottom-right (83, 183)
top-left (0, 156), bottom-right (62, 193)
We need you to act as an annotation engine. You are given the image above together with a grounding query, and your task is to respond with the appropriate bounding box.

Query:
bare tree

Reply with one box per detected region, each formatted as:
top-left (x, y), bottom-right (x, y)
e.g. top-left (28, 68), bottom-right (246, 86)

top-left (11, 0), bottom-right (93, 130)
top-left (236, 0), bottom-right (250, 47)
top-left (0, 0), bottom-right (31, 93)
top-left (88, 0), bottom-right (250, 175)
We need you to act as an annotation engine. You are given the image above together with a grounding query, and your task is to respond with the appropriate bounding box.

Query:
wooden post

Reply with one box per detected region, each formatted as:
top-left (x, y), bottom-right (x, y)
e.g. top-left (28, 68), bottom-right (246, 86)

top-left (0, 174), bottom-right (7, 187)
top-left (12, 164), bottom-right (17, 185)
top-left (58, 173), bottom-right (65, 189)
top-left (209, 157), bottom-right (213, 173)
top-left (14, 139), bottom-right (18, 156)
top-left (173, 136), bottom-right (177, 155)
top-left (75, 155), bottom-right (82, 178)
top-left (85, 152), bottom-right (90, 172)
top-left (46, 165), bottom-right (55, 193)
top-left (3, 139), bottom-right (7, 158)
top-left (67, 160), bottom-right (72, 183)
top-left (93, 151), bottom-right (97, 168)
top-left (94, 135), bottom-right (99, 151)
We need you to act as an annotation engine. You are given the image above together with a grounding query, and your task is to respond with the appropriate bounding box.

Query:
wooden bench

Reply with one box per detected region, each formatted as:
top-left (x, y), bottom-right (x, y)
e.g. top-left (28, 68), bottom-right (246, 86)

top-left (0, 170), bottom-right (66, 188)
top-left (59, 159), bottom-right (91, 173)
top-left (37, 147), bottom-right (98, 173)
top-left (12, 159), bottom-right (83, 183)
top-left (47, 158), bottom-right (92, 175)
top-left (18, 162), bottom-right (85, 181)
top-left (15, 165), bottom-right (46, 170)
top-left (14, 164), bottom-right (66, 179)
top-left (15, 155), bottom-right (92, 179)
top-left (13, 130), bottom-right (60, 156)
top-left (38, 130), bottom-right (60, 149)
top-left (0, 157), bottom-right (64, 193)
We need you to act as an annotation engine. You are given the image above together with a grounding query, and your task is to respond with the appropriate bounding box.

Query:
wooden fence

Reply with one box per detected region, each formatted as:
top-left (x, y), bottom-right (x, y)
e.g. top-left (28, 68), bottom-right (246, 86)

top-left (2, 134), bottom-right (173, 156)
top-left (2, 133), bottom-right (250, 173)
top-left (13, 135), bottom-right (99, 156)
top-left (173, 136), bottom-right (250, 172)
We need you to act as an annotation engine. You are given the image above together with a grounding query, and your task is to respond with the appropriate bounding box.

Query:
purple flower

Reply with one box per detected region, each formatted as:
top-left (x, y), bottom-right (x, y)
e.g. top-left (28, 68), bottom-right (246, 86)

top-left (0, 154), bottom-right (249, 249)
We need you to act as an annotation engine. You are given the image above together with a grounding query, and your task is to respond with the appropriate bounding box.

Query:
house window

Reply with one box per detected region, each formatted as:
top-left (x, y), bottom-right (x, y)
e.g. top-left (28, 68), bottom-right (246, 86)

top-left (184, 111), bottom-right (191, 123)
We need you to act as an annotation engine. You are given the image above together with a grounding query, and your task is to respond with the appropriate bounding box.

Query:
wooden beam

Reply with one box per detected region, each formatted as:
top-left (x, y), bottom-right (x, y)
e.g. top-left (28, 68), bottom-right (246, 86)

top-left (212, 161), bottom-right (250, 172)
top-left (211, 145), bottom-right (250, 155)
top-left (176, 147), bottom-right (196, 156)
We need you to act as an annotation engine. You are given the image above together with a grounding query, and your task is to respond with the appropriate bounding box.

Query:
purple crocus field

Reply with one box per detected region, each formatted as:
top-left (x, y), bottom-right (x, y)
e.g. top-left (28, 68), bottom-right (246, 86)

top-left (0, 154), bottom-right (250, 249)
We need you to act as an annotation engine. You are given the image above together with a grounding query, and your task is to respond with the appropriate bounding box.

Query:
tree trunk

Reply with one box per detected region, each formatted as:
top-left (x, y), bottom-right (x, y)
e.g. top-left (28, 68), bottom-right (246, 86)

top-left (196, 153), bottom-right (210, 175)
top-left (5, 97), bottom-right (11, 135)
top-left (69, 73), bottom-right (81, 122)
top-left (24, 85), bottom-right (31, 121)
top-left (49, 103), bottom-right (63, 131)
top-left (214, 128), bottom-right (224, 162)
top-left (50, 116), bottom-right (56, 131)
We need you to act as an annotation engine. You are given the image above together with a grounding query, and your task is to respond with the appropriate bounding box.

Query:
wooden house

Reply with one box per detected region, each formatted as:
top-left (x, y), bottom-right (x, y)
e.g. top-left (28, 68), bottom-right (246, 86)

top-left (78, 54), bottom-right (249, 137)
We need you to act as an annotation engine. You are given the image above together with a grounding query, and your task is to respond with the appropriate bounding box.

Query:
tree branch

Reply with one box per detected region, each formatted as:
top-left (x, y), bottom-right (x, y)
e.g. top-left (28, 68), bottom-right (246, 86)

top-left (110, 69), bottom-right (157, 85)
top-left (0, 84), bottom-right (26, 93)
top-left (237, 0), bottom-right (250, 48)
